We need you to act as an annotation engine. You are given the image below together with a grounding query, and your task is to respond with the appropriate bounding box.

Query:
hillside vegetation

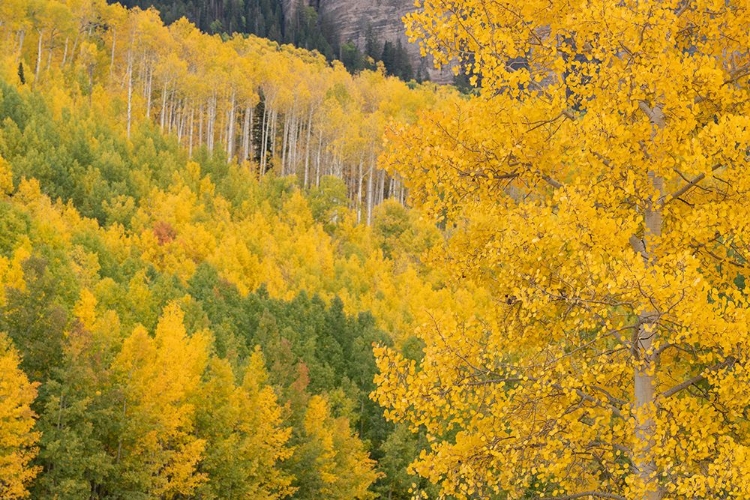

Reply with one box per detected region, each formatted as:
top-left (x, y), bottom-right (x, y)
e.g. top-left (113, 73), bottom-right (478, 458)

top-left (0, 1), bottom-right (485, 498)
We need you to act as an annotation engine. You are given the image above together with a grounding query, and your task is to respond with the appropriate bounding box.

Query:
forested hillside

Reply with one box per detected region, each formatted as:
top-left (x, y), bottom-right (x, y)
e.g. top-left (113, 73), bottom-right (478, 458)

top-left (111, 0), bottom-right (421, 80)
top-left (0, 0), bottom-right (485, 498)
top-left (6, 0), bottom-right (749, 499)
top-left (3, 0), bottom-right (446, 225)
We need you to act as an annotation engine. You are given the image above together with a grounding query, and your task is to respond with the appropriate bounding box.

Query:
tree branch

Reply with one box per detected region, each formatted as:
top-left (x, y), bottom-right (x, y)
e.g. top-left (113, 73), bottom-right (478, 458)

top-left (661, 164), bottom-right (723, 207)
top-left (542, 174), bottom-right (563, 189)
top-left (659, 356), bottom-right (737, 399)
top-left (638, 101), bottom-right (666, 128)
top-left (551, 383), bottom-right (624, 419)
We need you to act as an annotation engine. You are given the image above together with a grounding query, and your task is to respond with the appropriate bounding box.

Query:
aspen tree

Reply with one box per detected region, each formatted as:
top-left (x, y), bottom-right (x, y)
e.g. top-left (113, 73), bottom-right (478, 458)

top-left (375, 0), bottom-right (750, 499)
top-left (0, 334), bottom-right (39, 499)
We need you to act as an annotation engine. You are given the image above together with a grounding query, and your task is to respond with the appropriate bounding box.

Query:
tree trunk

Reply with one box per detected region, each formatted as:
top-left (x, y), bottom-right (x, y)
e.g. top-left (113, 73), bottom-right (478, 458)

top-left (62, 37), bottom-right (69, 68)
top-left (357, 155), bottom-right (364, 223)
top-left (198, 103), bottom-right (204, 149)
top-left (281, 112), bottom-right (290, 175)
top-left (304, 108), bottom-right (313, 187)
top-left (632, 102), bottom-right (666, 500)
top-left (226, 90), bottom-right (236, 160)
top-left (207, 94), bottom-right (216, 152)
top-left (126, 55), bottom-right (133, 139)
top-left (241, 104), bottom-right (251, 163)
top-left (378, 170), bottom-right (385, 204)
top-left (35, 29), bottom-right (43, 84)
top-left (260, 103), bottom-right (270, 174)
top-left (188, 105), bottom-right (195, 157)
top-left (315, 128), bottom-right (323, 186)
top-left (17, 30), bottom-right (25, 60)
top-left (146, 65), bottom-right (153, 119)
top-left (367, 153), bottom-right (375, 225)
top-left (632, 176), bottom-right (663, 500)
top-left (160, 80), bottom-right (168, 130)
top-left (109, 29), bottom-right (116, 77)
top-left (270, 109), bottom-right (278, 166)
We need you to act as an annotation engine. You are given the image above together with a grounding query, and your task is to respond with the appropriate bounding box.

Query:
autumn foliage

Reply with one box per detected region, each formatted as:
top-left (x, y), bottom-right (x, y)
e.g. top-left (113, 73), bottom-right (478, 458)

top-left (374, 0), bottom-right (750, 499)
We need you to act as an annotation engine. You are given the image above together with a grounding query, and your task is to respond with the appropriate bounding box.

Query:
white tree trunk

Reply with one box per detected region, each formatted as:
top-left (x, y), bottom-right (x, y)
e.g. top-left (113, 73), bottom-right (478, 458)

top-left (62, 37), bottom-right (69, 68)
top-left (357, 156), bottom-right (364, 224)
top-left (126, 55), bottom-right (133, 139)
top-left (188, 106), bottom-right (195, 157)
top-left (226, 91), bottom-right (236, 160)
top-left (145, 65), bottom-right (153, 119)
top-left (160, 80), bottom-right (168, 130)
top-left (35, 30), bottom-right (43, 83)
top-left (109, 29), bottom-right (115, 77)
top-left (367, 153), bottom-right (375, 225)
top-left (241, 104), bottom-right (252, 163)
top-left (304, 108), bottom-right (313, 187)
top-left (281, 112), bottom-right (290, 175)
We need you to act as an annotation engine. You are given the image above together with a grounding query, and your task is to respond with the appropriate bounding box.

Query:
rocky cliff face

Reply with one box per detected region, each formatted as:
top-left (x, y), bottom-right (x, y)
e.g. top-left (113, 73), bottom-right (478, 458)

top-left (315, 0), bottom-right (454, 83)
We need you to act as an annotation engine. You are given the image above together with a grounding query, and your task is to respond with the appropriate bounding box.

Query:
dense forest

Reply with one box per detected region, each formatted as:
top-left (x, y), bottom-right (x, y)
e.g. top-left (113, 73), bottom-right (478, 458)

top-left (3, 0), bottom-right (750, 499)
top-left (111, 0), bottom-right (418, 79)
top-left (0, 0), bottom-right (473, 497)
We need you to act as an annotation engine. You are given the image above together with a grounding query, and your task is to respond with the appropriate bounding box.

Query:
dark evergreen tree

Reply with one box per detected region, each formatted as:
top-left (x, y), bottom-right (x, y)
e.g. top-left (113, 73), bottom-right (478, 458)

top-left (106, 0), bottom-right (416, 81)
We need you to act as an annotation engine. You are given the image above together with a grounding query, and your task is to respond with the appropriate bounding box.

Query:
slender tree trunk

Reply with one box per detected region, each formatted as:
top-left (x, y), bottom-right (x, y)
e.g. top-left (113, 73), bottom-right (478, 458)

top-left (631, 104), bottom-right (666, 500)
top-left (35, 29), bottom-right (43, 83)
top-left (71, 31), bottom-right (79, 68)
top-left (168, 89), bottom-right (175, 133)
top-left (62, 37), bottom-right (69, 68)
top-left (176, 99), bottom-right (184, 143)
top-left (207, 94), bottom-right (216, 152)
top-left (160, 80), bottom-right (168, 130)
top-left (357, 155), bottom-right (364, 224)
top-left (304, 108), bottom-right (313, 187)
top-left (248, 105), bottom-right (254, 163)
top-left (289, 108), bottom-right (298, 174)
top-left (227, 91), bottom-right (236, 160)
top-left (198, 103), bottom-right (204, 148)
top-left (378, 170), bottom-right (386, 204)
top-left (188, 105), bottom-right (195, 157)
top-left (260, 103), bottom-right (269, 173)
top-left (632, 174), bottom-right (664, 500)
top-left (367, 153), bottom-right (375, 225)
top-left (146, 65), bottom-right (153, 119)
top-left (315, 128), bottom-right (323, 186)
top-left (126, 54), bottom-right (133, 139)
top-left (270, 109), bottom-right (278, 165)
top-left (45, 38), bottom-right (53, 74)
top-left (17, 30), bottom-right (25, 61)
top-left (281, 112), bottom-right (290, 175)
top-left (109, 29), bottom-right (116, 77)
top-left (241, 104), bottom-right (251, 163)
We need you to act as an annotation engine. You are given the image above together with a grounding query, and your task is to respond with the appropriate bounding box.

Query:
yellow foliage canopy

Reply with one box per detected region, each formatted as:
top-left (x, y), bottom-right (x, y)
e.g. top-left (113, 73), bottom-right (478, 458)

top-left (375, 0), bottom-right (750, 499)
top-left (0, 334), bottom-right (39, 499)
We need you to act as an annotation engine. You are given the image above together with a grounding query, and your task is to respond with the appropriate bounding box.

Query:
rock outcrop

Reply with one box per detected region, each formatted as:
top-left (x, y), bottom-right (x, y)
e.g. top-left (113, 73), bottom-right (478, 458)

top-left (315, 0), bottom-right (455, 83)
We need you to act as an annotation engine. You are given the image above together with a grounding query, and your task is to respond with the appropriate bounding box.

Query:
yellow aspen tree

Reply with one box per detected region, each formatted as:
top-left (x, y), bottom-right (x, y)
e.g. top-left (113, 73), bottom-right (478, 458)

top-left (112, 303), bottom-right (210, 498)
top-left (0, 334), bottom-right (39, 499)
top-left (294, 394), bottom-right (380, 500)
top-left (195, 351), bottom-right (294, 499)
top-left (374, 0), bottom-right (750, 499)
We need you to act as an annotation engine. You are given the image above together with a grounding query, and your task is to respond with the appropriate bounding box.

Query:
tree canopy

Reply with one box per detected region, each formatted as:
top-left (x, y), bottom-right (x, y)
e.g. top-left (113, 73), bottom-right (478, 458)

top-left (374, 0), bottom-right (750, 499)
